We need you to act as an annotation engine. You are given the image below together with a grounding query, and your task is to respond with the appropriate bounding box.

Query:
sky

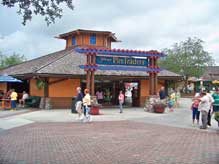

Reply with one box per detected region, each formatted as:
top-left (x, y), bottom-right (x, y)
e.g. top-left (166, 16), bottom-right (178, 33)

top-left (0, 0), bottom-right (219, 64)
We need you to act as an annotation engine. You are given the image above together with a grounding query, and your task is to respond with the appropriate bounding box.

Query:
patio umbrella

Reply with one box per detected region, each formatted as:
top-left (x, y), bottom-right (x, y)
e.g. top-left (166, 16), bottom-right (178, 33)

top-left (0, 75), bottom-right (22, 83)
top-left (212, 80), bottom-right (219, 85)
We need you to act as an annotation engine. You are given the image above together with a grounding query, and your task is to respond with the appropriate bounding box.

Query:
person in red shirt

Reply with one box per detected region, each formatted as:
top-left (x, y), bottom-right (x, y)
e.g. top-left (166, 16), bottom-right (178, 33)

top-left (191, 95), bottom-right (200, 126)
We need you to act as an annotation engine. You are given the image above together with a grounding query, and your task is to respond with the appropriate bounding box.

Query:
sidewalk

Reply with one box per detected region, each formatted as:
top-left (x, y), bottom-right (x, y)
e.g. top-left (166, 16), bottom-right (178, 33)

top-left (0, 98), bottom-right (219, 131)
top-left (1, 98), bottom-right (219, 164)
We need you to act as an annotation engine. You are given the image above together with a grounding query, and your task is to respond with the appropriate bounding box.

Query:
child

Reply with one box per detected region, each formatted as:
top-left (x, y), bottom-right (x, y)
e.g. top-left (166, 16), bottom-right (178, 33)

top-left (168, 92), bottom-right (175, 112)
top-left (191, 97), bottom-right (200, 126)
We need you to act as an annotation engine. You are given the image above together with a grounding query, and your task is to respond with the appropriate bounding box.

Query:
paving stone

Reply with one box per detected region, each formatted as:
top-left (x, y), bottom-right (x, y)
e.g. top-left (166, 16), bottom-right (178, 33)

top-left (0, 121), bottom-right (219, 164)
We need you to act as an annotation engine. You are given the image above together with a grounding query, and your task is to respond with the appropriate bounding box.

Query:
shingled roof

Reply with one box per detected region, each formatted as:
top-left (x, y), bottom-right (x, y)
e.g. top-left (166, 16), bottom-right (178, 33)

top-left (0, 48), bottom-right (181, 79)
top-left (201, 66), bottom-right (219, 80)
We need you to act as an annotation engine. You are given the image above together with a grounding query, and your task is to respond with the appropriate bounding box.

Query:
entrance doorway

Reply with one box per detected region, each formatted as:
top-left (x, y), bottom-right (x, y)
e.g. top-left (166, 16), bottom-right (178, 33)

top-left (124, 82), bottom-right (139, 107)
top-left (81, 80), bottom-right (140, 107)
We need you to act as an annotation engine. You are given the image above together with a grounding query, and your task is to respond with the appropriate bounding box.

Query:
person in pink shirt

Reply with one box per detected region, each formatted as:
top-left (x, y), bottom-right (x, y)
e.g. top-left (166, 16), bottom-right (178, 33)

top-left (191, 95), bottom-right (200, 126)
top-left (118, 90), bottom-right (124, 113)
top-left (96, 89), bottom-right (104, 104)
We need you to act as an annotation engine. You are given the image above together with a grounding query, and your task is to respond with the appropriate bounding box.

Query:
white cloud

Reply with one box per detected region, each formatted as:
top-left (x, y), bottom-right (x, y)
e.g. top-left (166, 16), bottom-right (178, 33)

top-left (0, 0), bottom-right (219, 64)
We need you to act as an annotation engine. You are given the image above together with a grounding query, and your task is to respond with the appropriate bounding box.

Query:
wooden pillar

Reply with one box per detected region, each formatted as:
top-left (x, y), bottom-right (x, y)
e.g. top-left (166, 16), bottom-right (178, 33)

top-left (149, 57), bottom-right (155, 95)
top-left (90, 54), bottom-right (96, 96)
top-left (154, 73), bottom-right (158, 95)
top-left (86, 71), bottom-right (91, 90)
top-left (149, 73), bottom-right (153, 95)
top-left (86, 53), bottom-right (91, 91)
top-left (91, 71), bottom-right (95, 96)
top-left (153, 57), bottom-right (158, 95)
top-left (148, 57), bottom-right (159, 95)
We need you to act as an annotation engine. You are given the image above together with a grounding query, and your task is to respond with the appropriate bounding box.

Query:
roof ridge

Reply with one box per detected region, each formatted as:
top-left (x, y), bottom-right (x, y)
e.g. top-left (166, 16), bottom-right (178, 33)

top-left (0, 48), bottom-right (71, 72)
top-left (35, 48), bottom-right (75, 72)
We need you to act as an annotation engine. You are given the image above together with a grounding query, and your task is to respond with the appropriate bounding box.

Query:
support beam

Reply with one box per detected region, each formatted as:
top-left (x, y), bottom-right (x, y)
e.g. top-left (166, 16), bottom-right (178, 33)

top-left (44, 78), bottom-right (49, 98)
top-left (91, 71), bottom-right (95, 95)
top-left (90, 54), bottom-right (96, 96)
top-left (48, 78), bottom-right (68, 85)
top-left (86, 71), bottom-right (91, 91)
top-left (154, 73), bottom-right (158, 95)
top-left (86, 53), bottom-right (91, 91)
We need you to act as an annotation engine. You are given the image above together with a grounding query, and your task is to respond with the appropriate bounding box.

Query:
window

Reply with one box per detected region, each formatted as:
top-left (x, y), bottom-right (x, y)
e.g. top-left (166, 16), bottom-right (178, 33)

top-left (72, 36), bottom-right (76, 45)
top-left (90, 34), bottom-right (96, 45)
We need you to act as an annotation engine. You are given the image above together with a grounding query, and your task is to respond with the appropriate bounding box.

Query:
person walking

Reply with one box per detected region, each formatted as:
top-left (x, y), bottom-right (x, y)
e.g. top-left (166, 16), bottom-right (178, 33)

top-left (75, 87), bottom-right (84, 120)
top-left (82, 88), bottom-right (92, 122)
top-left (10, 89), bottom-right (18, 111)
top-left (175, 89), bottom-right (181, 108)
top-left (118, 90), bottom-right (124, 113)
top-left (212, 88), bottom-right (219, 127)
top-left (198, 92), bottom-right (209, 129)
top-left (18, 91), bottom-right (29, 107)
top-left (96, 89), bottom-right (104, 104)
top-left (191, 95), bottom-right (200, 126)
top-left (159, 86), bottom-right (166, 100)
top-left (167, 91), bottom-right (175, 112)
top-left (206, 90), bottom-right (214, 126)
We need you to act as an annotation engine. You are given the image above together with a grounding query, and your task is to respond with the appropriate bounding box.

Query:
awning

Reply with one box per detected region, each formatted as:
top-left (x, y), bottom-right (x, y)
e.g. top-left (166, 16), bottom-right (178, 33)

top-left (0, 75), bottom-right (22, 83)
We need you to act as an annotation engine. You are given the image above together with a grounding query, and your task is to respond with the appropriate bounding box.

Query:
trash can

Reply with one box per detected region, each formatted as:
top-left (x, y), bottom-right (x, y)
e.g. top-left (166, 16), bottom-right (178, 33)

top-left (71, 97), bottom-right (77, 113)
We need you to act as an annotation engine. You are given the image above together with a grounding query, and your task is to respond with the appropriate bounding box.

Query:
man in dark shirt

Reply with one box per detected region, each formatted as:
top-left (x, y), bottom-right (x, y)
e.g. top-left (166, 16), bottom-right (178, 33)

top-left (159, 86), bottom-right (166, 100)
top-left (75, 87), bottom-right (84, 120)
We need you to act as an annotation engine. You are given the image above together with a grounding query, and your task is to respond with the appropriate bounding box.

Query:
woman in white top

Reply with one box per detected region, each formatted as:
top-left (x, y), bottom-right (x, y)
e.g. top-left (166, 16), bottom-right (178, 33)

top-left (19, 91), bottom-right (29, 107)
top-left (83, 89), bottom-right (91, 122)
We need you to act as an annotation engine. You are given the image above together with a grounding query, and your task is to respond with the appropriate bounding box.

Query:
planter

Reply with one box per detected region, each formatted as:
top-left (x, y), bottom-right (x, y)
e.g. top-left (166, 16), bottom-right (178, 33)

top-left (153, 103), bottom-right (166, 113)
top-left (90, 105), bottom-right (100, 115)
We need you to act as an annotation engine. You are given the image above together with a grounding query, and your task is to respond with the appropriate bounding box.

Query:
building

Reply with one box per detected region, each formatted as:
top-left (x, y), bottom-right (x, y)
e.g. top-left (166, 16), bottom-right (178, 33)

top-left (0, 29), bottom-right (181, 108)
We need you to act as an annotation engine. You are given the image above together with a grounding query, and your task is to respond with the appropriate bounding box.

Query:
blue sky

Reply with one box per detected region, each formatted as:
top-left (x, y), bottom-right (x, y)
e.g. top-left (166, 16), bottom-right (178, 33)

top-left (0, 0), bottom-right (219, 64)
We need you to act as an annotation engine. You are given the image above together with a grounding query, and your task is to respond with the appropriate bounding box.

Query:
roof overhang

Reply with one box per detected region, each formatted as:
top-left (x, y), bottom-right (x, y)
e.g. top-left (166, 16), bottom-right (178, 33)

top-left (55, 29), bottom-right (119, 42)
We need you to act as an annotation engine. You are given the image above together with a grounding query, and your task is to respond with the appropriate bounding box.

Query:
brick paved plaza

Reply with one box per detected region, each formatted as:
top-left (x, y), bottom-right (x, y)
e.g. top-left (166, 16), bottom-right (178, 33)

top-left (0, 120), bottom-right (219, 164)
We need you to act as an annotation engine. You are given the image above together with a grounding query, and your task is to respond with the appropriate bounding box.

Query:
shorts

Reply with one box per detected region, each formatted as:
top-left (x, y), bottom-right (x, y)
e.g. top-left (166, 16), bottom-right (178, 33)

top-left (75, 101), bottom-right (82, 112)
top-left (192, 107), bottom-right (200, 120)
top-left (213, 106), bottom-right (219, 112)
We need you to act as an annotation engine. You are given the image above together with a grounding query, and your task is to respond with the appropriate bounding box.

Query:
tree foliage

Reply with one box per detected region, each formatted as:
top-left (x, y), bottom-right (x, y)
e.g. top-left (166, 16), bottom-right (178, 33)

top-left (159, 37), bottom-right (215, 79)
top-left (0, 52), bottom-right (26, 69)
top-left (2, 0), bottom-right (74, 25)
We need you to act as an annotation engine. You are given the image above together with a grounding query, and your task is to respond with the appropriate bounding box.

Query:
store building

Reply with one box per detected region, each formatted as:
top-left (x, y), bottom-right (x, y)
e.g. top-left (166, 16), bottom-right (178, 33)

top-left (0, 29), bottom-right (181, 108)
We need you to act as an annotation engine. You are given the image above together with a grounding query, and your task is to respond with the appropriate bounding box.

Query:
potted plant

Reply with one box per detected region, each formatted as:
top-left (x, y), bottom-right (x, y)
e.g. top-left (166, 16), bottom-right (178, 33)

top-left (153, 102), bottom-right (167, 113)
top-left (144, 95), bottom-right (167, 113)
top-left (90, 96), bottom-right (100, 115)
top-left (36, 79), bottom-right (45, 90)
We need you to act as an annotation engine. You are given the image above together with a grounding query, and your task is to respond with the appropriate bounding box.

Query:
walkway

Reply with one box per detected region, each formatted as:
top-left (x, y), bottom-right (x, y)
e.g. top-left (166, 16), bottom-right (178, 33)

top-left (0, 98), bottom-right (219, 164)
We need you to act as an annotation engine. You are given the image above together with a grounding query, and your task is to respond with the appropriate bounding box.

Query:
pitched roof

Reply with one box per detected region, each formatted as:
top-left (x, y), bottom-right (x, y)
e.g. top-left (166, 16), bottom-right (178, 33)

top-left (0, 48), bottom-right (181, 79)
top-left (56, 29), bottom-right (119, 42)
top-left (201, 66), bottom-right (219, 80)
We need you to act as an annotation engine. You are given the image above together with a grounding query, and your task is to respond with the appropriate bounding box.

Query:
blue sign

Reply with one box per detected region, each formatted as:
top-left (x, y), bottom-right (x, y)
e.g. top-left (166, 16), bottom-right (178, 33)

top-left (96, 56), bottom-right (148, 67)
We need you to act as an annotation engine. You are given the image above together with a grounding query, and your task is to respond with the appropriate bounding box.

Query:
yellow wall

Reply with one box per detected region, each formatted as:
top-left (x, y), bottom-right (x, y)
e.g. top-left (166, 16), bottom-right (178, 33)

top-left (49, 78), bottom-right (80, 97)
top-left (140, 79), bottom-right (165, 97)
top-left (0, 83), bottom-right (7, 93)
top-left (140, 80), bottom-right (149, 97)
top-left (30, 79), bottom-right (44, 97)
top-left (30, 78), bottom-right (80, 97)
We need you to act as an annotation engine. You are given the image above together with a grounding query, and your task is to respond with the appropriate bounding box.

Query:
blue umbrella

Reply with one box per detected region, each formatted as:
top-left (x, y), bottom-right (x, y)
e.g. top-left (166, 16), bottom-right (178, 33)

top-left (0, 75), bottom-right (22, 83)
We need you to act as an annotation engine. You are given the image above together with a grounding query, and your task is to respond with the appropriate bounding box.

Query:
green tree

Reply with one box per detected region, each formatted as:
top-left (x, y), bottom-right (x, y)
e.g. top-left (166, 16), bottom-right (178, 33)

top-left (0, 52), bottom-right (26, 69)
top-left (2, 0), bottom-right (74, 25)
top-left (159, 37), bottom-right (214, 80)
